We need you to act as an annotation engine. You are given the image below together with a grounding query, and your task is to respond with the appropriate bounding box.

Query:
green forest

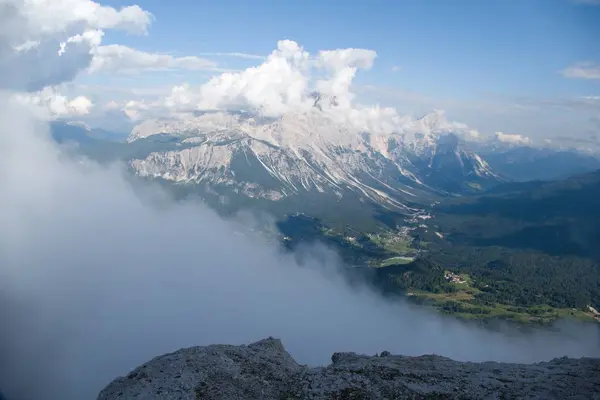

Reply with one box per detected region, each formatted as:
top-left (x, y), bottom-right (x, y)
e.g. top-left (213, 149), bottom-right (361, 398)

top-left (277, 170), bottom-right (600, 324)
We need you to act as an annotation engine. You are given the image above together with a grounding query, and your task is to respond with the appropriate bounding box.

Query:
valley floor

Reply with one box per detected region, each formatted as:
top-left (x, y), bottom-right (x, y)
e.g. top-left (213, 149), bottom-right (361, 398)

top-left (278, 215), bottom-right (600, 326)
top-left (407, 285), bottom-right (598, 325)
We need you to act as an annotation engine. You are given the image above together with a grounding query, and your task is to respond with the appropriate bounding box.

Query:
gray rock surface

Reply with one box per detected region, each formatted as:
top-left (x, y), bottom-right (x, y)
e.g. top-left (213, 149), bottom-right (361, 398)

top-left (98, 337), bottom-right (600, 399)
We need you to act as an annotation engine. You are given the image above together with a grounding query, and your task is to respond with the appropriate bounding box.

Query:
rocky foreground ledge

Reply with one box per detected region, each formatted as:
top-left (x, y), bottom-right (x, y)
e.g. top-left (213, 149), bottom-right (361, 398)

top-left (98, 338), bottom-right (600, 399)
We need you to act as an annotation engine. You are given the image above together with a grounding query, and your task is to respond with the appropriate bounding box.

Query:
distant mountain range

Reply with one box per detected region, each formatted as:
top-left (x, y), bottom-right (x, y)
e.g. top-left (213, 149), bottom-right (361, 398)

top-left (477, 145), bottom-right (600, 182)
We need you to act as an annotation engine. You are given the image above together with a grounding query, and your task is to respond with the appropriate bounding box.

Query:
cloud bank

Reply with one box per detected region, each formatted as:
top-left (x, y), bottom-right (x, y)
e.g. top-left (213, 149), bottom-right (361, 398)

top-left (11, 87), bottom-right (93, 119)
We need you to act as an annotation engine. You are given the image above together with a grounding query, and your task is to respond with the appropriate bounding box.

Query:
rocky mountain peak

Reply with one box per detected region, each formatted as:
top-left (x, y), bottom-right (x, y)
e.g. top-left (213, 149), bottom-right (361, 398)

top-left (96, 337), bottom-right (600, 400)
top-left (311, 91), bottom-right (339, 110)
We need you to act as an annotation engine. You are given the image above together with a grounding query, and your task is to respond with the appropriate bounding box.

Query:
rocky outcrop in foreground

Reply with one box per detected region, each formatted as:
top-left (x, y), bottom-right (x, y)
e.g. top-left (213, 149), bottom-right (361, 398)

top-left (98, 338), bottom-right (600, 399)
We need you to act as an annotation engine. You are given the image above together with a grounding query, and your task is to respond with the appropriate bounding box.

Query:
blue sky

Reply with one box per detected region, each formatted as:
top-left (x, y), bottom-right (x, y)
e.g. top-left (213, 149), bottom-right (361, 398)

top-left (98, 0), bottom-right (599, 99)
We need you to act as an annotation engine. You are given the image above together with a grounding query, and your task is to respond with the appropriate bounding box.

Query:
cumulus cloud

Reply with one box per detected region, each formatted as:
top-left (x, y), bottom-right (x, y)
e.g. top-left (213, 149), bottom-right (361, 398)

top-left (316, 48), bottom-right (376, 72)
top-left (495, 131), bottom-right (532, 145)
top-left (0, 97), bottom-right (599, 400)
top-left (561, 62), bottom-right (600, 80)
top-left (0, 0), bottom-right (152, 91)
top-left (16, 0), bottom-right (152, 35)
top-left (121, 99), bottom-right (156, 121)
top-left (77, 97), bottom-right (168, 132)
top-left (164, 83), bottom-right (198, 113)
top-left (58, 29), bottom-right (104, 56)
top-left (187, 40), bottom-right (378, 117)
top-left (11, 87), bottom-right (93, 119)
top-left (89, 45), bottom-right (218, 74)
top-left (195, 40), bottom-right (312, 116)
top-left (96, 99), bottom-right (163, 122)
top-left (151, 40), bottom-right (480, 139)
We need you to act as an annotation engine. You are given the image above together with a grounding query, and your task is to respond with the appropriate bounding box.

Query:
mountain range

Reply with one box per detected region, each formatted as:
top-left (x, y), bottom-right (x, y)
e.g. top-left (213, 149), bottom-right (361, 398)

top-left (127, 110), bottom-right (500, 206)
top-left (478, 145), bottom-right (600, 182)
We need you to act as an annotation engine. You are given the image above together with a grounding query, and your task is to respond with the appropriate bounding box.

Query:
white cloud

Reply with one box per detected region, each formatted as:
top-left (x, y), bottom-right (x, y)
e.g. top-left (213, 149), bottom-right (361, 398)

top-left (77, 83), bottom-right (174, 98)
top-left (89, 45), bottom-right (218, 74)
top-left (495, 131), bottom-right (532, 145)
top-left (12, 40), bottom-right (40, 52)
top-left (313, 49), bottom-right (376, 110)
top-left (196, 52), bottom-right (265, 60)
top-left (122, 99), bottom-right (154, 121)
top-left (58, 29), bottom-right (104, 56)
top-left (316, 48), bottom-right (376, 72)
top-left (11, 87), bottom-right (93, 119)
top-left (98, 98), bottom-right (169, 122)
top-left (67, 95), bottom-right (94, 114)
top-left (97, 99), bottom-right (160, 122)
top-left (0, 0), bottom-right (152, 91)
top-left (11, 0), bottom-right (153, 36)
top-left (561, 62), bottom-right (600, 80)
top-left (195, 40), bottom-right (312, 116)
top-left (164, 83), bottom-right (198, 113)
top-left (354, 86), bottom-right (600, 145)
top-left (391, 65), bottom-right (402, 72)
top-left (163, 42), bottom-right (360, 121)
top-left (313, 48), bottom-right (376, 109)
top-left (190, 40), bottom-right (379, 117)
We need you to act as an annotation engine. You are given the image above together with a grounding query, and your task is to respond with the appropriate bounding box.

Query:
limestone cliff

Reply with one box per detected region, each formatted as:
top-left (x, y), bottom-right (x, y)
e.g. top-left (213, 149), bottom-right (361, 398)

top-left (98, 337), bottom-right (600, 399)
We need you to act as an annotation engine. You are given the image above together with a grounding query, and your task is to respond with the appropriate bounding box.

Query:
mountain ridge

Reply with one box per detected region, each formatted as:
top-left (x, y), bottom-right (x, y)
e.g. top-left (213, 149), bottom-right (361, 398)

top-left (126, 109), bottom-right (501, 213)
top-left (96, 337), bottom-right (600, 400)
